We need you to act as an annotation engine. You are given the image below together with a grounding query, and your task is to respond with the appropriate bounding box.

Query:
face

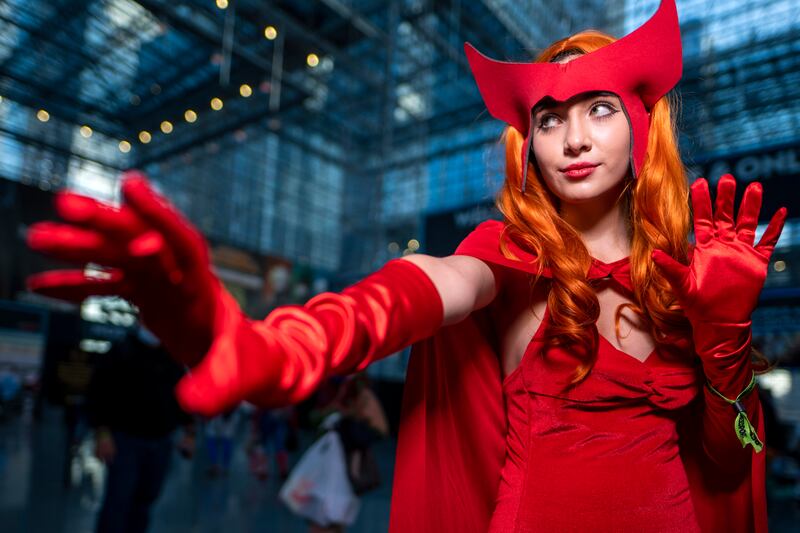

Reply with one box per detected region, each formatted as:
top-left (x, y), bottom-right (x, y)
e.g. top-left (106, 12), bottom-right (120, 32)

top-left (531, 57), bottom-right (632, 206)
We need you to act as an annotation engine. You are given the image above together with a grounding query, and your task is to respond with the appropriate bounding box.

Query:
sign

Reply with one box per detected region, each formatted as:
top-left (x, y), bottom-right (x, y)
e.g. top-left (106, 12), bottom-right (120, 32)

top-left (689, 144), bottom-right (800, 222)
top-left (424, 202), bottom-right (501, 257)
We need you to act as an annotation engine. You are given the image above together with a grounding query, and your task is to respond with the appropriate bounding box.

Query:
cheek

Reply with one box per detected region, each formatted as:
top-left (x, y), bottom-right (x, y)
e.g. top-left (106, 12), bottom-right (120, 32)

top-left (532, 141), bottom-right (562, 190)
top-left (532, 136), bottom-right (562, 180)
top-left (594, 120), bottom-right (631, 163)
top-left (532, 136), bottom-right (555, 166)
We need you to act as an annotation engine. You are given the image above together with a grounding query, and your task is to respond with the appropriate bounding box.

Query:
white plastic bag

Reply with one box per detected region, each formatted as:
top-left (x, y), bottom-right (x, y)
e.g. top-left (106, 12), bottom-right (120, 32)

top-left (279, 429), bottom-right (360, 526)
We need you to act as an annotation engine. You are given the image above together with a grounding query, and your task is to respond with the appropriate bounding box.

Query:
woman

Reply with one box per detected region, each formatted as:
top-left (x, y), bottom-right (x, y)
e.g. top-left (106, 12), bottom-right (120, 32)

top-left (26, 0), bottom-right (785, 531)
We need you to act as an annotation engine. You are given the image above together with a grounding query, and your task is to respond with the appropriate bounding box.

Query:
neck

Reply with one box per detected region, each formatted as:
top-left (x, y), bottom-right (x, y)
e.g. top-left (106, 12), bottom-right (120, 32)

top-left (559, 185), bottom-right (631, 263)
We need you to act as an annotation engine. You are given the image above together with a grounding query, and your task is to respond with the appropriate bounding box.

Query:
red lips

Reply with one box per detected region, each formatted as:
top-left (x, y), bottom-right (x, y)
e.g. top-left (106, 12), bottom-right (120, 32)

top-left (560, 162), bottom-right (599, 171)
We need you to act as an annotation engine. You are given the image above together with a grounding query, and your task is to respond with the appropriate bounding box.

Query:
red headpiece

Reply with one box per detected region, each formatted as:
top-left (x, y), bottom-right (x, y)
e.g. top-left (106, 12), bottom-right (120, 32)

top-left (464, 0), bottom-right (683, 192)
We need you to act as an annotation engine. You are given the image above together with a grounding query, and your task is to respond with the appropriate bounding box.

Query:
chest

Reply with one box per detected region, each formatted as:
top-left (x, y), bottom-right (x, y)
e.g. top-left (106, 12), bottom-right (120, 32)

top-left (490, 272), bottom-right (657, 381)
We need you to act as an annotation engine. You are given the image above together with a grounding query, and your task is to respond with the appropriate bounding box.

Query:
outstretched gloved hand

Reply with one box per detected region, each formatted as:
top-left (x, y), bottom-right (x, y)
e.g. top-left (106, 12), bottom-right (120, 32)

top-left (651, 173), bottom-right (786, 453)
top-left (651, 175), bottom-right (785, 338)
top-left (27, 171), bottom-right (222, 368)
top-left (27, 172), bottom-right (444, 416)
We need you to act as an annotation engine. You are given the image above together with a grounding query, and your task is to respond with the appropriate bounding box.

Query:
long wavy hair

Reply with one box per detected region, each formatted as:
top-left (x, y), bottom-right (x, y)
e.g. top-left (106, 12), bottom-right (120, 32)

top-left (495, 30), bottom-right (769, 383)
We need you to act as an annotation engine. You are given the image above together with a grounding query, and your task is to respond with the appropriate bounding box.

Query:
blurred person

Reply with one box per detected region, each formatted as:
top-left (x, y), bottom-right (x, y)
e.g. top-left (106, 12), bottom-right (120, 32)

top-left (333, 374), bottom-right (388, 495)
top-left (248, 405), bottom-right (292, 481)
top-left (59, 348), bottom-right (93, 487)
top-left (87, 325), bottom-right (194, 533)
top-left (283, 374), bottom-right (387, 533)
top-left (204, 406), bottom-right (240, 477)
top-left (28, 1), bottom-right (786, 530)
top-left (0, 364), bottom-right (22, 418)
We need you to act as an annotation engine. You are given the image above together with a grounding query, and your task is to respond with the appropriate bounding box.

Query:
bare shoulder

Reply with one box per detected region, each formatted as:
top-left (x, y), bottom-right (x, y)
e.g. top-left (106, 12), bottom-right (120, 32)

top-left (400, 254), bottom-right (499, 326)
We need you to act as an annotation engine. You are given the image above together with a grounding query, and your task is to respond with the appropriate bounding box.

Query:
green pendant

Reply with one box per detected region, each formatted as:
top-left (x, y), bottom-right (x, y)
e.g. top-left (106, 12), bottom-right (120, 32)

top-left (734, 411), bottom-right (763, 453)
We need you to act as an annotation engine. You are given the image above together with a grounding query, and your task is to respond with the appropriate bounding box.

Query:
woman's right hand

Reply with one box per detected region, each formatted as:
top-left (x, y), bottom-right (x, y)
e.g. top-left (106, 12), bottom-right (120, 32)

top-left (29, 172), bottom-right (446, 416)
top-left (27, 171), bottom-right (223, 366)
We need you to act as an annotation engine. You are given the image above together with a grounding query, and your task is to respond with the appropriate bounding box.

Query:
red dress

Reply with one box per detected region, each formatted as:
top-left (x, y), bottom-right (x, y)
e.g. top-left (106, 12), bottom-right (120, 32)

top-left (488, 287), bottom-right (702, 532)
top-left (389, 220), bottom-right (767, 533)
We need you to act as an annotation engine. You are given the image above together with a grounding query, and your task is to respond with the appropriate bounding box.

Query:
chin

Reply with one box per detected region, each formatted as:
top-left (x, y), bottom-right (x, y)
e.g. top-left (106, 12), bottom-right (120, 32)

top-left (557, 193), bottom-right (606, 205)
top-left (549, 176), bottom-right (627, 203)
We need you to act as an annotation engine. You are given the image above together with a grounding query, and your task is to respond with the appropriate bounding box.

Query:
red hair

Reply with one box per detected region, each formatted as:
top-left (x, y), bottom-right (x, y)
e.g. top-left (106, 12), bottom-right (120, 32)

top-left (495, 30), bottom-right (693, 383)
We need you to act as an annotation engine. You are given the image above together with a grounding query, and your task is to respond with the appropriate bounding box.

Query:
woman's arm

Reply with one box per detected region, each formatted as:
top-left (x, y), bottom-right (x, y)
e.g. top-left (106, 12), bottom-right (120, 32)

top-left (652, 175), bottom-right (785, 472)
top-left (27, 173), bottom-right (503, 415)
top-left (400, 254), bottom-right (500, 326)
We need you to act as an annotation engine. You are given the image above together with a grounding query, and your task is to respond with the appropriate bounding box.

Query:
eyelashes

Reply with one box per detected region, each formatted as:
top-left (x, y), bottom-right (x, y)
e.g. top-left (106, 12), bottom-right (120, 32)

top-left (536, 101), bottom-right (619, 132)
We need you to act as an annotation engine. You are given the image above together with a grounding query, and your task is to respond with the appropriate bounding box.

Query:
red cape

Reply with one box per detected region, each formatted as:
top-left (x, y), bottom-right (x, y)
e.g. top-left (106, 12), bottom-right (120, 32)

top-left (388, 219), bottom-right (767, 532)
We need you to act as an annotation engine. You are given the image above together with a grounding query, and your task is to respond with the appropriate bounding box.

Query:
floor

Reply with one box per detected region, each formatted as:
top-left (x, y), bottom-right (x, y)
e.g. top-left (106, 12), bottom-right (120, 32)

top-left (0, 405), bottom-right (392, 533)
top-left (1, 404), bottom-right (799, 533)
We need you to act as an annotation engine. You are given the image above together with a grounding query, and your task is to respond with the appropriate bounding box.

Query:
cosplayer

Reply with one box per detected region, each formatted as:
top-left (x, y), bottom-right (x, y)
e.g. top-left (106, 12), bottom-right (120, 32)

top-left (26, 0), bottom-right (786, 531)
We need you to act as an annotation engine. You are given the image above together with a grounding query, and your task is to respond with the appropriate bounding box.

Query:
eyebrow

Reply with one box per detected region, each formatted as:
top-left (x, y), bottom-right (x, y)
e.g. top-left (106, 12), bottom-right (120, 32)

top-left (534, 91), bottom-right (618, 114)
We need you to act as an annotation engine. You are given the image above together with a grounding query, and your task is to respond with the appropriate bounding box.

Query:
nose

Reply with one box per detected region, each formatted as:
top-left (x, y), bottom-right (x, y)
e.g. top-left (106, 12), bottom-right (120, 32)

top-left (563, 114), bottom-right (591, 154)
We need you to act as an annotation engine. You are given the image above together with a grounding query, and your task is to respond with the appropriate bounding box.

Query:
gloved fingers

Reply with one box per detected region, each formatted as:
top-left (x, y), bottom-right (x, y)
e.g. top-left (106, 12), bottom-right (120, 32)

top-left (651, 249), bottom-right (693, 297)
top-left (55, 192), bottom-right (147, 240)
top-left (734, 182), bottom-right (762, 247)
top-left (27, 222), bottom-right (128, 266)
top-left (755, 206), bottom-right (788, 259)
top-left (712, 174), bottom-right (736, 242)
top-left (126, 230), bottom-right (184, 285)
top-left (26, 268), bottom-right (130, 301)
top-left (690, 178), bottom-right (714, 245)
top-left (121, 171), bottom-right (208, 270)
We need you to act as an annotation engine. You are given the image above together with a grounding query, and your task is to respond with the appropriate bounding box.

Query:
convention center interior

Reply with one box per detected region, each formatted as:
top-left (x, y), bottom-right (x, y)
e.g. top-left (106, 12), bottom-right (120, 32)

top-left (1, 0), bottom-right (799, 532)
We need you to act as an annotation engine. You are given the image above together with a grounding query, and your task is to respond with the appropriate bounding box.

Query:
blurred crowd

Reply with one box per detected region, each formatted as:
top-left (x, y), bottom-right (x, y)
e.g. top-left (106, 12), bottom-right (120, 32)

top-left (32, 323), bottom-right (388, 533)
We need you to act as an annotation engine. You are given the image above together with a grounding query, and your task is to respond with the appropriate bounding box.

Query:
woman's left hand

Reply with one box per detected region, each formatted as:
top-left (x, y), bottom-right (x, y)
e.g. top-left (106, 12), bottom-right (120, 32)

top-left (651, 173), bottom-right (787, 326)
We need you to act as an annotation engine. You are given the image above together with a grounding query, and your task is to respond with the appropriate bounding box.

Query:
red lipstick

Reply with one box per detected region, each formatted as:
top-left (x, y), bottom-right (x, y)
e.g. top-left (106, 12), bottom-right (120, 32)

top-left (560, 162), bottom-right (599, 178)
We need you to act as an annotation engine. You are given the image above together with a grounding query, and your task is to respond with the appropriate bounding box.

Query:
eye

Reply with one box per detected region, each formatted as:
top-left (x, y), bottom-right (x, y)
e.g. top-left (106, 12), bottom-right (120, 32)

top-left (591, 101), bottom-right (618, 118)
top-left (536, 101), bottom-right (618, 132)
top-left (538, 114), bottom-right (559, 130)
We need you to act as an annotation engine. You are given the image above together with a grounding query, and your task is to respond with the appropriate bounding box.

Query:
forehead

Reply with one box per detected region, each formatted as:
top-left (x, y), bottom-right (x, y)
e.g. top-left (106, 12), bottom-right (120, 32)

top-left (534, 91), bottom-right (620, 113)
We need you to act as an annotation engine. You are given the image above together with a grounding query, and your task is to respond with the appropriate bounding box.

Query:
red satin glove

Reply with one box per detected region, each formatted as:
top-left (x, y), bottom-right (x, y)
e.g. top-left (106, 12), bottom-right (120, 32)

top-left (651, 174), bottom-right (786, 389)
top-left (174, 256), bottom-right (443, 414)
top-left (652, 174), bottom-right (786, 453)
top-left (27, 172), bottom-right (444, 416)
top-left (27, 171), bottom-right (221, 367)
